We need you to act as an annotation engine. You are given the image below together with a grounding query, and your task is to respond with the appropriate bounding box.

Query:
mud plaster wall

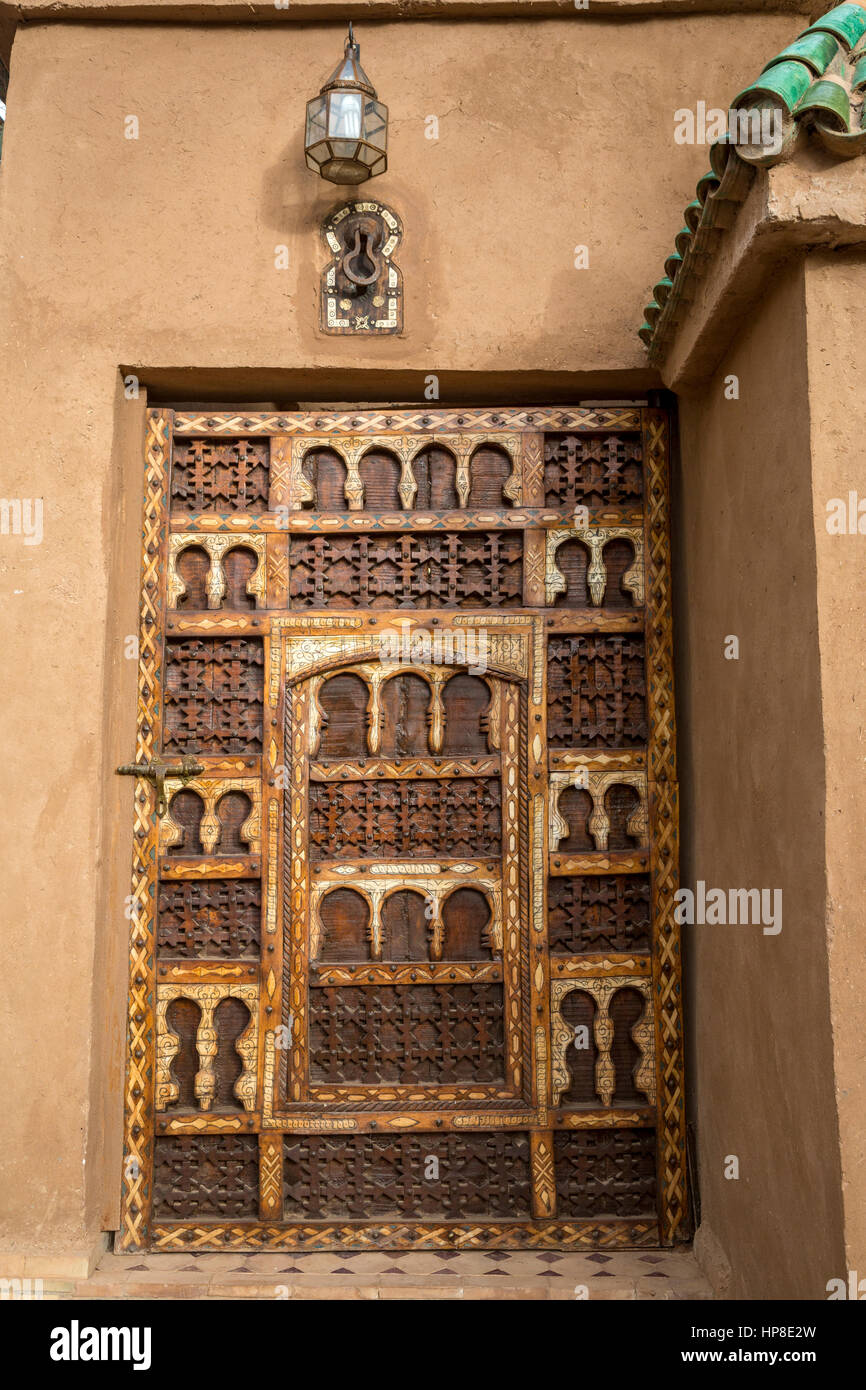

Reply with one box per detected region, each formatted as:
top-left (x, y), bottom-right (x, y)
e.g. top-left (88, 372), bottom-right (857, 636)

top-left (0, 10), bottom-right (802, 1259)
top-left (675, 260), bottom-right (846, 1301)
top-left (804, 252), bottom-right (866, 1280)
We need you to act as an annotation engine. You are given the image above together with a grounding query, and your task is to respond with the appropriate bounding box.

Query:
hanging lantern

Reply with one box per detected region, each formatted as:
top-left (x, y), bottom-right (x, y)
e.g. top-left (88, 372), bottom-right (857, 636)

top-left (305, 23), bottom-right (388, 185)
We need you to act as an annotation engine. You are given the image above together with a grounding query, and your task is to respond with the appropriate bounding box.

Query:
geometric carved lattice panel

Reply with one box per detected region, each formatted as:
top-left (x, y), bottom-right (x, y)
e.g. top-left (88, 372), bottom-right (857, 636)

top-left (170, 438), bottom-right (270, 514)
top-left (289, 532), bottom-right (524, 608)
top-left (309, 983), bottom-right (506, 1084)
top-left (547, 874), bottom-right (651, 954)
top-left (283, 1133), bottom-right (531, 1220)
top-left (553, 1129), bottom-right (657, 1218)
top-left (308, 778), bottom-right (502, 860)
top-left (156, 880), bottom-right (262, 958)
top-left (163, 638), bottom-right (264, 755)
top-left (153, 1135), bottom-right (260, 1219)
top-left (547, 634), bottom-right (647, 749)
top-left (544, 432), bottom-right (643, 508)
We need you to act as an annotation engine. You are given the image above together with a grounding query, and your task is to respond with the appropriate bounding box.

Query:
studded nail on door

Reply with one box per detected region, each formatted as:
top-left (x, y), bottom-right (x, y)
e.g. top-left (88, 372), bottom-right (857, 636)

top-left (119, 405), bottom-right (685, 1252)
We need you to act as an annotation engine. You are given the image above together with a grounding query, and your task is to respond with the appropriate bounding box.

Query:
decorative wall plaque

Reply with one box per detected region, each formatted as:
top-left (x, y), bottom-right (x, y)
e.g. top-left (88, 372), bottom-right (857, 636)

top-left (320, 199), bottom-right (403, 334)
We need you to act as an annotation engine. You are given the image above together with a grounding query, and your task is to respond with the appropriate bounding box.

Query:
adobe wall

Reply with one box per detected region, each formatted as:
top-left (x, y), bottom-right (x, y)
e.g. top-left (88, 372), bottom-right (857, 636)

top-left (803, 252), bottom-right (866, 1281)
top-left (0, 7), bottom-right (805, 1266)
top-left (675, 260), bottom-right (846, 1300)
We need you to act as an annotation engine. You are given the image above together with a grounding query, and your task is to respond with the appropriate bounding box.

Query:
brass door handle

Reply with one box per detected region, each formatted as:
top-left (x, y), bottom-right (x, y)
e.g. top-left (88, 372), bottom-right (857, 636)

top-left (116, 755), bottom-right (204, 817)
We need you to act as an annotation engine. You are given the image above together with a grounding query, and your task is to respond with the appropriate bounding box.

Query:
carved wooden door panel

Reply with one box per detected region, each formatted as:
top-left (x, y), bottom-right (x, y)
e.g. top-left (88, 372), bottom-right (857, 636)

top-left (119, 405), bottom-right (685, 1252)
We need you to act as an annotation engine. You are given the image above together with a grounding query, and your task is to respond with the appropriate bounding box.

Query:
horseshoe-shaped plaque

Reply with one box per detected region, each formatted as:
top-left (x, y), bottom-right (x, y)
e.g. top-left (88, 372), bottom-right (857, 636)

top-left (320, 199), bottom-right (403, 334)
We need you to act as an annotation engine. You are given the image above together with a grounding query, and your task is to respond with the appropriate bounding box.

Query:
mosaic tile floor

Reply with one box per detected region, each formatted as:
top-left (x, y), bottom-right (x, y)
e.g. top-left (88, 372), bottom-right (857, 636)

top-left (37, 1247), bottom-right (713, 1300)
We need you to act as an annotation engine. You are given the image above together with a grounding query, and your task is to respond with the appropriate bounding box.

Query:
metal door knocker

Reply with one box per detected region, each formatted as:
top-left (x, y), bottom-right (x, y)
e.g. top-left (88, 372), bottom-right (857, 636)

top-left (320, 199), bottom-right (403, 333)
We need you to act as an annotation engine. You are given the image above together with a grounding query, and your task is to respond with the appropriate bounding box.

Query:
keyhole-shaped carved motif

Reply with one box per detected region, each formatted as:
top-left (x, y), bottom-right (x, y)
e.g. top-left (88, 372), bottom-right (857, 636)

top-left (321, 198), bottom-right (403, 334)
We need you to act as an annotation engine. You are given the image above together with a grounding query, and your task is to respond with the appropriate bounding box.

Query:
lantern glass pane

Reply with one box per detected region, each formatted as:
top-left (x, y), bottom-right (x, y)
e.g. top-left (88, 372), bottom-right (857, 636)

top-left (364, 100), bottom-right (388, 147)
top-left (305, 95), bottom-right (327, 144)
top-left (328, 91), bottom-right (363, 139)
top-left (330, 139), bottom-right (360, 158)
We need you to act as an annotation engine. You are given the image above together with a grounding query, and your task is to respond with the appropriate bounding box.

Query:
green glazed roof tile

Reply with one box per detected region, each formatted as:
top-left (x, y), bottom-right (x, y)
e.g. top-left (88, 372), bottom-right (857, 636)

top-left (795, 77), bottom-right (852, 129)
top-left (809, 3), bottom-right (866, 49)
top-left (763, 32), bottom-right (839, 76)
top-left (695, 170), bottom-right (721, 203)
top-left (732, 59), bottom-right (814, 114)
top-left (674, 227), bottom-right (693, 258)
top-left (640, 3), bottom-right (866, 358)
top-left (683, 199), bottom-right (703, 232)
top-left (654, 276), bottom-right (674, 307)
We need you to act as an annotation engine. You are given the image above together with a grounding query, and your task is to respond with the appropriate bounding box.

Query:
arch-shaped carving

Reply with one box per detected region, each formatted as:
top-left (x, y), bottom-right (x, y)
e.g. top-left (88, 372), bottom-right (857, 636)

top-left (302, 446), bottom-right (347, 511)
top-left (549, 770), bottom-right (648, 854)
top-left (554, 786), bottom-right (595, 853)
top-left (213, 995), bottom-right (254, 1109)
top-left (316, 887), bottom-right (371, 962)
top-left (468, 442), bottom-right (514, 506)
top-left (559, 988), bottom-right (598, 1105)
top-left (604, 782), bottom-right (643, 851)
top-left (174, 544), bottom-right (210, 609)
top-left (222, 545), bottom-right (259, 610)
top-left (168, 533), bottom-right (266, 610)
top-left (551, 976), bottom-right (655, 1109)
top-left (156, 983), bottom-right (259, 1113)
top-left (601, 537), bottom-right (639, 609)
top-left (160, 777), bottom-right (262, 857)
top-left (610, 986), bottom-right (649, 1105)
top-left (165, 789), bottom-right (204, 856)
top-left (381, 889), bottom-right (429, 960)
top-left (311, 872), bottom-right (504, 963)
top-left (380, 672), bottom-right (433, 758)
top-left (551, 538), bottom-right (592, 608)
top-left (441, 672), bottom-right (494, 756)
top-left (411, 442), bottom-right (458, 510)
top-left (317, 672), bottom-right (369, 758)
top-left (440, 886), bottom-right (494, 959)
top-left (216, 790), bottom-right (255, 855)
top-left (359, 446), bottom-right (402, 512)
top-left (546, 527), bottom-right (643, 607)
top-left (161, 996), bottom-right (201, 1107)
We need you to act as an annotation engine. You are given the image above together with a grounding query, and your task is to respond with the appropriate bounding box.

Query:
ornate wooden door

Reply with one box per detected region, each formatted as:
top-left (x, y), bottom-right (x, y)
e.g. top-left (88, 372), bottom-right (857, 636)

top-left (119, 404), bottom-right (685, 1252)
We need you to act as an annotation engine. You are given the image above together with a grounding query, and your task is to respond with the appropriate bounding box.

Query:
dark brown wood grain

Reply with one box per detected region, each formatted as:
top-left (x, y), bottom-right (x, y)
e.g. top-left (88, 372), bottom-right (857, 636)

top-left (124, 407), bottom-right (682, 1251)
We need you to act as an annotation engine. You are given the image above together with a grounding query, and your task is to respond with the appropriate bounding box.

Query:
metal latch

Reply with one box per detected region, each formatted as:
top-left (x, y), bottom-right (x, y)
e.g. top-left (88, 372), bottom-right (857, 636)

top-left (116, 755), bottom-right (204, 817)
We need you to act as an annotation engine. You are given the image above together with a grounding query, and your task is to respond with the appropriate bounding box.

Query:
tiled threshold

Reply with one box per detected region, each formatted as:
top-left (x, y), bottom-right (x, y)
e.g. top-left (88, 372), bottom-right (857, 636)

top-left (36, 1247), bottom-right (713, 1301)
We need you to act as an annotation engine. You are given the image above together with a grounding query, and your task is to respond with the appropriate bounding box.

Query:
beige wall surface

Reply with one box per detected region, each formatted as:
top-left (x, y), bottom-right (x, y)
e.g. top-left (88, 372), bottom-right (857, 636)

top-left (804, 253), bottom-right (866, 1281)
top-left (0, 8), bottom-right (805, 1262)
top-left (0, 14), bottom-right (801, 382)
top-left (675, 260), bottom-right (847, 1300)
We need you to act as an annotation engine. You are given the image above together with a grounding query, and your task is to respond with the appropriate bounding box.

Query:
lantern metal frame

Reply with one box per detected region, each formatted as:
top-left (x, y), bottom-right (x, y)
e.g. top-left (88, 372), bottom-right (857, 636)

top-left (305, 23), bottom-right (388, 185)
